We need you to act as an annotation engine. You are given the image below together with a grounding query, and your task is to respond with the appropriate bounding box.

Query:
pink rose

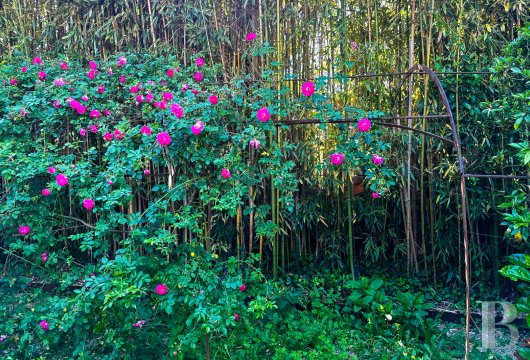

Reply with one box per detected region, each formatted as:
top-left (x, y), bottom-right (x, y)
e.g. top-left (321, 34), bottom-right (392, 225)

top-left (33, 57), bottom-right (43, 65)
top-left (196, 57), bottom-right (205, 67)
top-left (89, 125), bottom-right (99, 133)
top-left (166, 69), bottom-right (175, 77)
top-left (372, 192), bottom-right (380, 199)
top-left (163, 92), bottom-right (174, 102)
top-left (38, 71), bottom-right (47, 81)
top-left (83, 199), bottom-right (95, 211)
top-left (18, 226), bottom-right (31, 236)
top-left (140, 126), bottom-right (152, 135)
top-left (190, 121), bottom-right (204, 136)
top-left (171, 103), bottom-right (184, 118)
top-left (21, 66), bottom-right (28, 73)
top-left (40, 252), bottom-right (48, 262)
top-left (239, 284), bottom-right (246, 292)
top-left (155, 284), bottom-right (168, 295)
top-left (209, 95), bottom-right (218, 105)
top-left (256, 108), bottom-right (271, 122)
top-left (143, 169), bottom-right (151, 175)
top-left (41, 188), bottom-right (51, 197)
top-left (301, 81), bottom-right (315, 97)
top-left (56, 174), bottom-right (69, 187)
top-left (246, 32), bottom-right (257, 41)
top-left (48, 167), bottom-right (56, 174)
top-left (90, 110), bottom-right (101, 119)
top-left (60, 62), bottom-right (69, 70)
top-left (79, 128), bottom-right (87, 136)
top-left (113, 129), bottom-right (124, 140)
top-left (249, 139), bottom-right (260, 149)
top-left (372, 154), bottom-right (384, 165)
top-left (39, 320), bottom-right (49, 331)
top-left (357, 118), bottom-right (372, 132)
top-left (53, 100), bottom-right (62, 109)
top-left (119, 75), bottom-right (126, 83)
top-left (89, 61), bottom-right (98, 70)
top-left (221, 168), bottom-right (231, 179)
top-left (117, 56), bottom-right (127, 67)
top-left (103, 132), bottom-right (113, 141)
top-left (194, 71), bottom-right (203, 82)
top-left (330, 153), bottom-right (344, 165)
top-left (97, 85), bottom-right (105, 94)
top-left (234, 313), bottom-right (240, 321)
top-left (157, 132), bottom-right (172, 146)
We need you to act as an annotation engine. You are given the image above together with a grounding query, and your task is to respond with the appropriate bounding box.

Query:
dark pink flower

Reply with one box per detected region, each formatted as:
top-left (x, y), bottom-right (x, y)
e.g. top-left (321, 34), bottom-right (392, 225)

top-left (117, 56), bottom-right (127, 67)
top-left (10, 78), bottom-right (17, 86)
top-left (171, 103), bottom-right (184, 118)
top-left (129, 86), bottom-right (140, 94)
top-left (87, 70), bottom-right (97, 79)
top-left (155, 284), bottom-right (168, 295)
top-left (60, 62), bottom-right (69, 70)
top-left (81, 95), bottom-right (89, 101)
top-left (132, 320), bottom-right (146, 328)
top-left (97, 85), bottom-right (105, 94)
top-left (41, 188), bottom-right (51, 197)
top-left (330, 153), bottom-right (344, 165)
top-left (221, 169), bottom-right (231, 179)
top-left (256, 108), bottom-right (271, 122)
top-left (249, 139), bottom-right (260, 148)
top-left (18, 226), bottom-right (31, 236)
top-left (102, 109), bottom-right (111, 116)
top-left (166, 69), bottom-right (175, 77)
top-left (157, 132), bottom-right (172, 146)
top-left (21, 66), bottom-right (28, 73)
top-left (301, 81), bottom-right (315, 97)
top-left (119, 75), bottom-right (126, 83)
top-left (79, 128), bottom-right (87, 136)
top-left (53, 100), bottom-right (62, 109)
top-left (53, 78), bottom-right (66, 86)
top-left (33, 57), bottom-right (43, 65)
top-left (246, 32), bottom-right (257, 41)
top-left (234, 313), bottom-right (240, 321)
top-left (89, 61), bottom-right (98, 70)
top-left (39, 320), bottom-right (50, 331)
top-left (239, 284), bottom-right (246, 292)
top-left (372, 154), bottom-right (384, 165)
top-left (38, 71), bottom-right (47, 81)
top-left (372, 192), bottom-right (380, 199)
top-left (136, 94), bottom-right (144, 103)
top-left (103, 132), bottom-right (113, 141)
top-left (162, 92), bottom-right (174, 102)
top-left (194, 71), bottom-right (203, 82)
top-left (40, 252), bottom-right (48, 262)
top-left (209, 95), bottom-right (218, 105)
top-left (143, 169), bottom-right (151, 175)
top-left (89, 125), bottom-right (99, 133)
top-left (56, 174), bottom-right (69, 187)
top-left (357, 118), bottom-right (372, 132)
top-left (107, 180), bottom-right (113, 185)
top-left (113, 129), bottom-right (124, 140)
top-left (181, 83), bottom-right (189, 92)
top-left (83, 199), bottom-right (95, 211)
top-left (108, 68), bottom-right (113, 76)
top-left (48, 167), bottom-right (56, 174)
top-left (146, 93), bottom-right (154, 103)
top-left (196, 57), bottom-right (205, 67)
top-left (90, 110), bottom-right (101, 119)
top-left (140, 126), bottom-right (152, 135)
top-left (191, 121), bottom-right (204, 135)
top-left (191, 88), bottom-right (199, 95)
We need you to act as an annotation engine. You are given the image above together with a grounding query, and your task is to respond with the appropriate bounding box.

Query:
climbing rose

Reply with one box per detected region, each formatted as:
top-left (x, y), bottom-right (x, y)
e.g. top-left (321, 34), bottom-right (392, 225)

top-left (239, 284), bottom-right (246, 292)
top-left (89, 125), bottom-right (98, 133)
top-left (246, 32), bottom-right (257, 41)
top-left (89, 61), bottom-right (98, 69)
top-left (191, 121), bottom-right (204, 135)
top-left (181, 83), bottom-right (189, 92)
top-left (48, 167), bottom-right (56, 174)
top-left (166, 69), bottom-right (175, 77)
top-left (18, 226), bottom-right (31, 236)
top-left (196, 57), bottom-right (205, 67)
top-left (89, 110), bottom-right (101, 119)
top-left (301, 81), bottom-right (315, 96)
top-left (129, 85), bottom-right (140, 94)
top-left (256, 108), bottom-right (271, 122)
top-left (143, 169), bottom-right (150, 175)
top-left (132, 320), bottom-right (146, 328)
top-left (81, 95), bottom-right (89, 101)
top-left (194, 71), bottom-right (203, 82)
top-left (171, 103), bottom-right (184, 118)
top-left (155, 284), bottom-right (168, 295)
top-left (249, 139), bottom-right (260, 148)
top-left (157, 132), bottom-right (172, 146)
top-left (357, 118), bottom-right (372, 132)
top-left (38, 71), bottom-right (47, 81)
top-left (119, 75), bottom-right (126, 83)
top-left (117, 56), bottom-right (127, 67)
top-left (102, 109), bottom-right (111, 116)
top-left (97, 85), bottom-right (105, 94)
top-left (191, 88), bottom-right (199, 95)
top-left (56, 174), bottom-right (69, 187)
top-left (145, 93), bottom-right (154, 102)
top-left (113, 129), bottom-right (125, 140)
top-left (209, 95), bottom-right (218, 105)
top-left (87, 70), bottom-right (97, 79)
top-left (372, 192), bottom-right (380, 199)
top-left (162, 92), bottom-right (174, 102)
top-left (53, 100), bottom-right (62, 108)
top-left (60, 62), bottom-right (69, 70)
top-left (140, 126), bottom-right (152, 135)
top-left (136, 94), bottom-right (144, 103)
top-left (41, 188), bottom-right (51, 197)
top-left (330, 153), bottom-right (344, 165)
top-left (53, 78), bottom-right (66, 87)
top-left (10, 78), bottom-right (17, 86)
top-left (83, 199), bottom-right (95, 211)
top-left (221, 169), bottom-right (231, 179)
top-left (372, 154), bottom-right (384, 165)
top-left (33, 57), bottom-right (43, 65)
top-left (79, 128), bottom-right (87, 136)
top-left (21, 66), bottom-right (28, 73)
top-left (234, 314), bottom-right (240, 321)
top-left (39, 320), bottom-right (50, 331)
top-left (103, 132), bottom-right (113, 141)
top-left (40, 252), bottom-right (48, 263)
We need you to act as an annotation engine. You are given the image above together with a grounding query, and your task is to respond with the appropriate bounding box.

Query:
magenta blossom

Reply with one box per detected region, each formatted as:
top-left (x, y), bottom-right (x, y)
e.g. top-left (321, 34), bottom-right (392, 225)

top-left (87, 70), bottom-right (97, 79)
top-left (21, 66), bottom-right (28, 73)
top-left (113, 129), bottom-right (124, 140)
top-left (90, 110), bottom-right (101, 119)
top-left (136, 94), bottom-right (144, 103)
top-left (181, 83), bottom-right (189, 92)
top-left (155, 284), bottom-right (168, 295)
top-left (119, 75), bottom-right (126, 83)
top-left (143, 169), bottom-right (151, 175)
top-left (157, 132), bottom-right (172, 146)
top-left (103, 132), bottom-right (113, 141)
top-left (196, 57), bottom-right (205, 67)
top-left (249, 139), bottom-right (261, 148)
top-left (146, 93), bottom-right (154, 103)
top-left (301, 81), bottom-right (315, 97)
top-left (191, 88), bottom-right (199, 95)
top-left (83, 199), bottom-right (95, 211)
top-left (234, 313), bottom-right (240, 321)
top-left (107, 180), bottom-right (113, 185)
top-left (129, 85), bottom-right (140, 94)
top-left (48, 167), bottom-right (56, 174)
top-left (167, 69), bottom-right (175, 77)
top-left (38, 71), bottom-right (47, 81)
top-left (246, 32), bottom-right (257, 41)
top-left (162, 92), bottom-right (174, 102)
top-left (140, 126), bottom-right (152, 135)
top-left (40, 252), bottom-right (48, 263)
top-left (10, 78), bottom-right (17, 86)
top-left (171, 103), bottom-right (184, 118)
top-left (108, 68), bottom-right (113, 76)
top-left (39, 320), bottom-right (50, 331)
top-left (97, 85), bottom-right (105, 94)
top-left (357, 118), bottom-right (372, 132)
top-left (372, 192), bottom-right (380, 199)
top-left (117, 56), bottom-right (127, 67)
top-left (53, 78), bottom-right (66, 87)
top-left (79, 128), bottom-right (87, 136)
top-left (102, 109), bottom-right (111, 116)
top-left (60, 62), bottom-right (69, 70)
top-left (89, 61), bottom-right (98, 70)
top-left (18, 226), bottom-right (31, 236)
top-left (81, 95), bottom-right (89, 101)
top-left (33, 57), bottom-right (43, 65)
top-left (191, 121), bottom-right (204, 135)
top-left (256, 108), bottom-right (271, 122)
top-left (239, 284), bottom-right (247, 292)
top-left (372, 154), bottom-right (384, 165)
top-left (41, 188), bottom-right (51, 197)
top-left (330, 153), bottom-right (344, 165)
top-left (132, 320), bottom-right (146, 328)
top-left (221, 168), bottom-right (231, 179)
top-left (56, 174), bottom-right (69, 187)
top-left (53, 100), bottom-right (62, 109)
top-left (89, 125), bottom-right (99, 133)
top-left (209, 95), bottom-right (218, 105)
top-left (194, 71), bottom-right (203, 82)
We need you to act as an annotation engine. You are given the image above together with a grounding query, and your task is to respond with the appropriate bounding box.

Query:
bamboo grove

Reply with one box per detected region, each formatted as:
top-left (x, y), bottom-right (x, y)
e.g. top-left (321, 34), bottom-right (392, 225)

top-left (1, 0), bottom-right (529, 291)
